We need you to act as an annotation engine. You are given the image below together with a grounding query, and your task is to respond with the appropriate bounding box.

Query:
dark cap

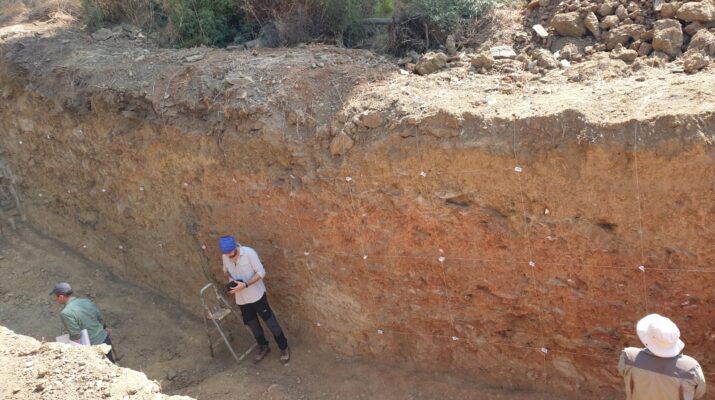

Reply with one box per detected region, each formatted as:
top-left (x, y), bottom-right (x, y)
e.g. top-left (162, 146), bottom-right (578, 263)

top-left (49, 282), bottom-right (73, 296)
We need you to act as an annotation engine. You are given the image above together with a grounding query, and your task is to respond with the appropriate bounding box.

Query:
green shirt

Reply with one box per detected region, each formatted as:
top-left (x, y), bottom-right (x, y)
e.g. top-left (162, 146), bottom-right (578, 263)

top-left (60, 297), bottom-right (107, 345)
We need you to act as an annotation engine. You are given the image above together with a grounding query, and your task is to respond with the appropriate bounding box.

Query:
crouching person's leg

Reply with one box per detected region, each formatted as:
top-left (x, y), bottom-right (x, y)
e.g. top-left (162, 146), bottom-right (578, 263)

top-left (103, 335), bottom-right (116, 364)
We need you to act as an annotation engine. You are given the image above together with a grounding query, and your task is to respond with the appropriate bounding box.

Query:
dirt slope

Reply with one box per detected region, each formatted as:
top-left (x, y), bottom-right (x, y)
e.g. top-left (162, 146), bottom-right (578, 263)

top-left (0, 225), bottom-right (571, 400)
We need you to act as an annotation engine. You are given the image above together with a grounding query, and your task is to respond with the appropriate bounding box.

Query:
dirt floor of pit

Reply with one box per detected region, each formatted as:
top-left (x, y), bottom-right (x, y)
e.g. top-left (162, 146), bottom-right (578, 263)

top-left (0, 223), bottom-right (580, 400)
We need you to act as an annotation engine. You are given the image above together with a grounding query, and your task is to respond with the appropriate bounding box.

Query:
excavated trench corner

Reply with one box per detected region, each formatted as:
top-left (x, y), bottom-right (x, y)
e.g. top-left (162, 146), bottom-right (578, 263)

top-left (1, 26), bottom-right (714, 399)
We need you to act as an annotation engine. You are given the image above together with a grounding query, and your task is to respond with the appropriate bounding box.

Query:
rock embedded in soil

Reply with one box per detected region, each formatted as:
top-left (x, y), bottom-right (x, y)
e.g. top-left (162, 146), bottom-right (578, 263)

top-left (638, 41), bottom-right (654, 56)
top-left (470, 52), bottom-right (495, 70)
top-left (584, 11), bottom-right (601, 39)
top-left (360, 111), bottom-right (385, 129)
top-left (611, 44), bottom-right (639, 61)
top-left (533, 48), bottom-right (560, 68)
top-left (329, 132), bottom-right (354, 156)
top-left (676, 0), bottom-right (715, 22)
top-left (652, 18), bottom-right (684, 57)
top-left (551, 12), bottom-right (587, 36)
top-left (489, 45), bottom-right (517, 59)
top-left (533, 24), bottom-right (549, 38)
top-left (600, 15), bottom-right (621, 29)
top-left (415, 52), bottom-right (448, 75)
top-left (660, 1), bottom-right (681, 18)
top-left (598, 2), bottom-right (615, 16)
top-left (682, 49), bottom-right (710, 72)
top-left (605, 24), bottom-right (646, 49)
top-left (688, 28), bottom-right (715, 55)
top-left (91, 28), bottom-right (114, 41)
top-left (183, 53), bottom-right (204, 63)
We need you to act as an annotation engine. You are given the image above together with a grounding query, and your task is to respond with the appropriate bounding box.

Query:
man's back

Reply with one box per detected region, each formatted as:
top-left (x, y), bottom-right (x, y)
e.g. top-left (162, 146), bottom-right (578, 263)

top-left (61, 297), bottom-right (107, 345)
top-left (618, 347), bottom-right (706, 400)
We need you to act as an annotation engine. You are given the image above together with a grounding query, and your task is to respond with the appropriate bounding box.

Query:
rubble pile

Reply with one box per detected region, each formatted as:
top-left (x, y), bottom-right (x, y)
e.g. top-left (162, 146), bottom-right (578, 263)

top-left (412, 0), bottom-right (714, 75)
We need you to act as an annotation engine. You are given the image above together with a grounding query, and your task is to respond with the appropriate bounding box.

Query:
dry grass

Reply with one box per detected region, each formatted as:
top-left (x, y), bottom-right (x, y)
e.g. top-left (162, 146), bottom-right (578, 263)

top-left (0, 0), bottom-right (80, 25)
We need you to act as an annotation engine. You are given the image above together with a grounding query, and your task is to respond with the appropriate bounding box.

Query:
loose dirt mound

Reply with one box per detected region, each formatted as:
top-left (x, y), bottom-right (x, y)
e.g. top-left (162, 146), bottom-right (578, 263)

top-left (0, 326), bottom-right (192, 400)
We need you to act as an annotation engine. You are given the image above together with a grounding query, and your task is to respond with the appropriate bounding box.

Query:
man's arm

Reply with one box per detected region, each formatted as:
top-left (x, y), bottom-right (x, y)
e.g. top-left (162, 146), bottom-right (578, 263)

top-left (694, 363), bottom-right (707, 399)
top-left (222, 260), bottom-right (232, 282)
top-left (231, 248), bottom-right (265, 292)
top-left (60, 312), bottom-right (82, 343)
top-left (617, 350), bottom-right (627, 376)
top-left (245, 248), bottom-right (266, 287)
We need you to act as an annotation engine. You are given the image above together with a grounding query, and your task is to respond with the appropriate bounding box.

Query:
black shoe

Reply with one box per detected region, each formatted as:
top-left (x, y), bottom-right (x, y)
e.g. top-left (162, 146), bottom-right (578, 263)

top-left (253, 345), bottom-right (270, 363)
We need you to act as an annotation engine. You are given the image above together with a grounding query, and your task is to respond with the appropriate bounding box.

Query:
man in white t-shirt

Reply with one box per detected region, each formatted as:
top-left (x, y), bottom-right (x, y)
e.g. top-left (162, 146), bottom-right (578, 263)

top-left (220, 235), bottom-right (290, 364)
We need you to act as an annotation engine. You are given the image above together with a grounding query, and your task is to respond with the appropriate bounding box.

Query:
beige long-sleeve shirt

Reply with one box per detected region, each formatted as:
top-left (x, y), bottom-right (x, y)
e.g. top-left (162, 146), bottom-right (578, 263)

top-left (618, 347), bottom-right (706, 400)
top-left (222, 246), bottom-right (267, 305)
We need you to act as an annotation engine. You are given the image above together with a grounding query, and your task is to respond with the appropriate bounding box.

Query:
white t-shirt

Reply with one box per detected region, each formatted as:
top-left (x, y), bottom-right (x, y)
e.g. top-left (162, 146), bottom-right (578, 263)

top-left (222, 246), bottom-right (267, 305)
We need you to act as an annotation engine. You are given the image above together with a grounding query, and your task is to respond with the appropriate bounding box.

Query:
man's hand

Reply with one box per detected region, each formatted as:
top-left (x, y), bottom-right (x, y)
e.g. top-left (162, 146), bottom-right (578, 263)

top-left (105, 327), bottom-right (113, 337)
top-left (229, 282), bottom-right (248, 294)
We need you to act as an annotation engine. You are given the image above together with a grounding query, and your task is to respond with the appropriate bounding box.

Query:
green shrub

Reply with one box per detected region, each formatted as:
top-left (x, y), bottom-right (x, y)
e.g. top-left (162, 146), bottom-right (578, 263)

top-left (81, 0), bottom-right (164, 30)
top-left (162, 0), bottom-right (240, 46)
top-left (375, 0), bottom-right (394, 16)
top-left (319, 0), bottom-right (377, 36)
top-left (81, 0), bottom-right (105, 29)
top-left (410, 0), bottom-right (496, 31)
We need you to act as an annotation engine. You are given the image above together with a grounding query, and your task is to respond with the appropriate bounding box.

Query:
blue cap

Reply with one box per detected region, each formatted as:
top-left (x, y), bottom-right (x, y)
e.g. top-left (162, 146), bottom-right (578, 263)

top-left (50, 282), bottom-right (73, 296)
top-left (219, 236), bottom-right (237, 254)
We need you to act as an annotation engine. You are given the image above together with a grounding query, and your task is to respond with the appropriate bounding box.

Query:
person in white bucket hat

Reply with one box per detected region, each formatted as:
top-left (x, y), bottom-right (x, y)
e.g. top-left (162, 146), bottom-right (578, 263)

top-left (618, 314), bottom-right (706, 400)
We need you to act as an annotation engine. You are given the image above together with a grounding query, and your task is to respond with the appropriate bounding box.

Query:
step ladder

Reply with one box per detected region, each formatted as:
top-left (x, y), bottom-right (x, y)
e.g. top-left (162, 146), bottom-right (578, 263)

top-left (199, 282), bottom-right (256, 363)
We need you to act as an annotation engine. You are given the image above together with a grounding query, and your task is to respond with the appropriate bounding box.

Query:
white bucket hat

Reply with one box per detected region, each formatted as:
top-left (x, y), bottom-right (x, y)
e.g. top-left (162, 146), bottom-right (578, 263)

top-left (636, 314), bottom-right (685, 358)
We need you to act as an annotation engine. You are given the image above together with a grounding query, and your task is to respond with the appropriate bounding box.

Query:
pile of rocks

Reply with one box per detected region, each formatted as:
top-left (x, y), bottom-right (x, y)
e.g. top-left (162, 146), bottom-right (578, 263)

top-left (410, 0), bottom-right (713, 76)
top-left (525, 0), bottom-right (715, 72)
top-left (0, 326), bottom-right (191, 400)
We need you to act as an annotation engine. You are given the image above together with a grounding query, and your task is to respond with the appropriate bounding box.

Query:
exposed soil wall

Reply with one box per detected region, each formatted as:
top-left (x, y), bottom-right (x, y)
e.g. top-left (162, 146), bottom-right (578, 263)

top-left (1, 26), bottom-right (714, 398)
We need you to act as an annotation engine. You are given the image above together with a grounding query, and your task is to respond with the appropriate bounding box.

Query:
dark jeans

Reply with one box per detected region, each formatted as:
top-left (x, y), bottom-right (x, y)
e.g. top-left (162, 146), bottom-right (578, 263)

top-left (103, 335), bottom-right (115, 363)
top-left (238, 293), bottom-right (288, 350)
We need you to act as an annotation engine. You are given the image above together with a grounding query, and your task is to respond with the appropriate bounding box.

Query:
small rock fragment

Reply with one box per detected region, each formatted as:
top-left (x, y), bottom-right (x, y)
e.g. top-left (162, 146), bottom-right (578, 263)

top-left (660, 2), bottom-right (681, 18)
top-left (360, 112), bottom-right (384, 129)
top-left (676, 0), bottom-right (715, 22)
top-left (688, 29), bottom-right (715, 56)
top-left (470, 52), bottom-right (495, 69)
top-left (611, 44), bottom-right (639, 62)
top-left (584, 11), bottom-right (601, 39)
top-left (329, 133), bottom-right (354, 156)
top-left (638, 42), bottom-right (653, 56)
top-left (183, 53), bottom-right (204, 63)
top-left (415, 52), bottom-right (448, 75)
top-left (598, 2), bottom-right (615, 16)
top-left (652, 19), bottom-right (684, 58)
top-left (551, 12), bottom-right (587, 37)
top-left (533, 48), bottom-right (559, 69)
top-left (600, 15), bottom-right (620, 30)
top-left (683, 49), bottom-right (710, 73)
top-left (490, 45), bottom-right (517, 59)
top-left (91, 28), bottom-right (114, 41)
top-left (533, 24), bottom-right (549, 39)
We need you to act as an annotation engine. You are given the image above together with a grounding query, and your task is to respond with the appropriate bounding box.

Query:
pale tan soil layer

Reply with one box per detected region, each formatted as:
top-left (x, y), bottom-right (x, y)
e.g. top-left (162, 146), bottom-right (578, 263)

top-left (0, 13), bottom-right (714, 400)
